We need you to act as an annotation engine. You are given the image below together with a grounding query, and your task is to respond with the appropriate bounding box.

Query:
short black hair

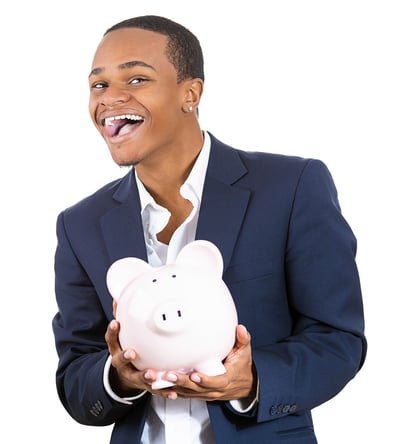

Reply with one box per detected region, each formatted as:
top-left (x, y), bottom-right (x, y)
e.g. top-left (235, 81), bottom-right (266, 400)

top-left (105, 15), bottom-right (204, 83)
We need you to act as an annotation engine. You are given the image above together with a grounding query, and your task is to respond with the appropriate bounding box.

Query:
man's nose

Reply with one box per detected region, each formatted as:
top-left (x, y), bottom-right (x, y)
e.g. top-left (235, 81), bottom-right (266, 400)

top-left (100, 86), bottom-right (131, 107)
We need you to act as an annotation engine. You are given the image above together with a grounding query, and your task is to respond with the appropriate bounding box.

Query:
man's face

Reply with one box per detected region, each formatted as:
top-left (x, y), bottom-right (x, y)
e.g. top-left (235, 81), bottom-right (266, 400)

top-left (89, 28), bottom-right (190, 167)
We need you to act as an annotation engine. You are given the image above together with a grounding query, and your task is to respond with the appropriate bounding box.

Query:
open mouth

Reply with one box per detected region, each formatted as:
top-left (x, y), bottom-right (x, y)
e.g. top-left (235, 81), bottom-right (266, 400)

top-left (102, 114), bottom-right (144, 138)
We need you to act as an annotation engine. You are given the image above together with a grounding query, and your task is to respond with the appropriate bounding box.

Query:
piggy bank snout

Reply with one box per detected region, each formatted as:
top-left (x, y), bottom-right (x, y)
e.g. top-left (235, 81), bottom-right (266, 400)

top-left (151, 299), bottom-right (190, 334)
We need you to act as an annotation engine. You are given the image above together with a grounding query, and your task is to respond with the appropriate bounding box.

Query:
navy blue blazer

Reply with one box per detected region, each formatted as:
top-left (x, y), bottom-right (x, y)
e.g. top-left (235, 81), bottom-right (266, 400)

top-left (52, 133), bottom-right (366, 444)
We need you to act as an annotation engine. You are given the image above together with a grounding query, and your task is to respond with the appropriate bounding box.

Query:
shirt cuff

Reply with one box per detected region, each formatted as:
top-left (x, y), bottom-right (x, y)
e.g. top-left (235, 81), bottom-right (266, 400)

top-left (229, 377), bottom-right (259, 413)
top-left (103, 355), bottom-right (147, 405)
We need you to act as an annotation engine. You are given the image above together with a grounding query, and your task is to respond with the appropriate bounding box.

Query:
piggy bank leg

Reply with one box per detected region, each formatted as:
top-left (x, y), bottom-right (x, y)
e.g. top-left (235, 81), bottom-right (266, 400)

top-left (195, 360), bottom-right (226, 376)
top-left (151, 371), bottom-right (175, 390)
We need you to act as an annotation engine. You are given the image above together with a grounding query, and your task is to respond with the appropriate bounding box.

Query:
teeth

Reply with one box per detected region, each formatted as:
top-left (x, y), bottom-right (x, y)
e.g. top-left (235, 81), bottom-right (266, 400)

top-left (105, 114), bottom-right (143, 126)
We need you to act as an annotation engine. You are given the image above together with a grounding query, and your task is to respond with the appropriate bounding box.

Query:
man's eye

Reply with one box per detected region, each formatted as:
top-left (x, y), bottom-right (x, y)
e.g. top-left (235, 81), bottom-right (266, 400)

top-left (129, 78), bottom-right (146, 85)
top-left (92, 82), bottom-right (106, 90)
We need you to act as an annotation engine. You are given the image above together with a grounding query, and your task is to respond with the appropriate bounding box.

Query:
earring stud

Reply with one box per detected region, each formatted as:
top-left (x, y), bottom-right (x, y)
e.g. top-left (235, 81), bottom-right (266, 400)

top-left (188, 105), bottom-right (193, 112)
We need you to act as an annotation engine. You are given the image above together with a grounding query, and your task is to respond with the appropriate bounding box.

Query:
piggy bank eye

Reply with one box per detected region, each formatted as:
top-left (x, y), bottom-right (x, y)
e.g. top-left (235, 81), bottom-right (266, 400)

top-left (152, 279), bottom-right (157, 283)
top-left (172, 274), bottom-right (177, 278)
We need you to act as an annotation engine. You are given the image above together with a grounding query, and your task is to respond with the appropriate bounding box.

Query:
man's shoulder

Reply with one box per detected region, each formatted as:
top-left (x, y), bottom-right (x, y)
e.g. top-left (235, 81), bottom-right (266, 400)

top-left (208, 132), bottom-right (314, 175)
top-left (60, 169), bottom-right (134, 219)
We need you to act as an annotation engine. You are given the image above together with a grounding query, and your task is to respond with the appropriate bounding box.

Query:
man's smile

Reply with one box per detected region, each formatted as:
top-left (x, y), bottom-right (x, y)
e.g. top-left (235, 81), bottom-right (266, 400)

top-left (102, 113), bottom-right (144, 138)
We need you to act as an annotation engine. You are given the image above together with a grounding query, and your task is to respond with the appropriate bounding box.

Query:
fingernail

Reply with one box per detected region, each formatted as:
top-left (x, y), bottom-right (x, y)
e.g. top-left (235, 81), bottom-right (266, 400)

top-left (110, 320), bottom-right (117, 330)
top-left (168, 392), bottom-right (178, 400)
top-left (167, 373), bottom-right (178, 382)
top-left (191, 374), bottom-right (201, 383)
top-left (144, 372), bottom-right (152, 380)
top-left (123, 350), bottom-right (134, 360)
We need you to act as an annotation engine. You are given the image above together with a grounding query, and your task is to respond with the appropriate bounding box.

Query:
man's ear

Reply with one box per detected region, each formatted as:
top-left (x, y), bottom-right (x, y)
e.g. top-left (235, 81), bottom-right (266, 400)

top-left (182, 78), bottom-right (203, 113)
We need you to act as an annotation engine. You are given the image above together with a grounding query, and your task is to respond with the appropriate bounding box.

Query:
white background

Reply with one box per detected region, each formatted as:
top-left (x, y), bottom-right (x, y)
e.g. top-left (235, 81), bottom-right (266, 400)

top-left (1, 0), bottom-right (399, 442)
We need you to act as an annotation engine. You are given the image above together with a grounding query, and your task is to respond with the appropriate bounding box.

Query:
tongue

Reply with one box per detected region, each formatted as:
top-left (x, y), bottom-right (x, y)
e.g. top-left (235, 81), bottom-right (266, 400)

top-left (119, 122), bottom-right (135, 136)
top-left (104, 120), bottom-right (126, 137)
top-left (105, 120), bottom-right (141, 138)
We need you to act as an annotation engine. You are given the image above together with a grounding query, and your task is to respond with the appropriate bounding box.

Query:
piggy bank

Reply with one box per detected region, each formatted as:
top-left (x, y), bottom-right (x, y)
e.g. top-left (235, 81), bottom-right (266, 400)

top-left (106, 240), bottom-right (238, 389)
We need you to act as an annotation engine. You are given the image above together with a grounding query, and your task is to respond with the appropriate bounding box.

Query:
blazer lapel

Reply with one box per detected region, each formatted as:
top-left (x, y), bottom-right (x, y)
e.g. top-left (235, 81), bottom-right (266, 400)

top-left (100, 170), bottom-right (148, 263)
top-left (99, 136), bottom-right (251, 271)
top-left (196, 135), bottom-right (250, 272)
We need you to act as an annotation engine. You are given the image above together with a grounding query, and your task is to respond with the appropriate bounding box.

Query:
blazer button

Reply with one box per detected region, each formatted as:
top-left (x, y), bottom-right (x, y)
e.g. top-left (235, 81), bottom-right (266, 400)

top-left (289, 404), bottom-right (297, 413)
top-left (282, 404), bottom-right (290, 414)
top-left (270, 405), bottom-right (278, 415)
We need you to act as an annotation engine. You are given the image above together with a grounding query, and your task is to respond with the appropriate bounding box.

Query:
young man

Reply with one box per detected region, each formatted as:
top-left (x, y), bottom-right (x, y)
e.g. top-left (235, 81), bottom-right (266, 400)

top-left (52, 15), bottom-right (366, 444)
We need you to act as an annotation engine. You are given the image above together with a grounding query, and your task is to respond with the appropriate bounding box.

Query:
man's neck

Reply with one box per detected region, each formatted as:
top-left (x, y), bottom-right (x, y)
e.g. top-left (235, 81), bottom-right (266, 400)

top-left (136, 130), bottom-right (204, 208)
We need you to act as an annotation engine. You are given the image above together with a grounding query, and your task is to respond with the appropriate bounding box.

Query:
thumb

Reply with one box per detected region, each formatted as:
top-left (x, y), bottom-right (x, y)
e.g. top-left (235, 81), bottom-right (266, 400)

top-left (236, 324), bottom-right (251, 347)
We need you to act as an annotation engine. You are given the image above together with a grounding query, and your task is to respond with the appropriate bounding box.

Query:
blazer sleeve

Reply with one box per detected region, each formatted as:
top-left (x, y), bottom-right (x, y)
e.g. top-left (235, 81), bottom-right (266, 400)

top-left (251, 159), bottom-right (366, 423)
top-left (52, 211), bottom-right (148, 426)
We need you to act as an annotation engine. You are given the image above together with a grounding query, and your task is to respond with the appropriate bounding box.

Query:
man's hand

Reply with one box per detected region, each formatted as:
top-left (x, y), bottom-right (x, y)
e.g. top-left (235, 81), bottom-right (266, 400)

top-left (147, 324), bottom-right (257, 402)
top-left (105, 319), bottom-right (154, 397)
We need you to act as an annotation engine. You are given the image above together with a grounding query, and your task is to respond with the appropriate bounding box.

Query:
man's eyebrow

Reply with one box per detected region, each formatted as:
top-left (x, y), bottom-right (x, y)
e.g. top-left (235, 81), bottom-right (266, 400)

top-left (89, 60), bottom-right (156, 78)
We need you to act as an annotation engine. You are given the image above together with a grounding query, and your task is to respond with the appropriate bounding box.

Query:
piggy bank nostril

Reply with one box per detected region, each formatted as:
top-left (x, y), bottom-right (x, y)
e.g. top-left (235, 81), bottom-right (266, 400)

top-left (161, 311), bottom-right (182, 321)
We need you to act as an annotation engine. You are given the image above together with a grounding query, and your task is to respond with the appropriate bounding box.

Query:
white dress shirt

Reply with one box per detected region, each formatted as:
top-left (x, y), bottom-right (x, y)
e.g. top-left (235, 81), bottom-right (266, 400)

top-left (104, 132), bottom-right (255, 443)
top-left (137, 131), bottom-right (215, 444)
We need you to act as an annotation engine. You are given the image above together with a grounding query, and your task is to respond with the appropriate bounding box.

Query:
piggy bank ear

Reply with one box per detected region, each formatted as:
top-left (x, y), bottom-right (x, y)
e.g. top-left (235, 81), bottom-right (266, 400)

top-left (176, 240), bottom-right (224, 276)
top-left (106, 257), bottom-right (152, 301)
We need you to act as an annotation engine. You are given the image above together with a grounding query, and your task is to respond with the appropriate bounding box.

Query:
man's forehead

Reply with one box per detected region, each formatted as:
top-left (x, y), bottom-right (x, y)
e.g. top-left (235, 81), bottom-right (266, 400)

top-left (91, 28), bottom-right (168, 70)
top-left (97, 27), bottom-right (168, 53)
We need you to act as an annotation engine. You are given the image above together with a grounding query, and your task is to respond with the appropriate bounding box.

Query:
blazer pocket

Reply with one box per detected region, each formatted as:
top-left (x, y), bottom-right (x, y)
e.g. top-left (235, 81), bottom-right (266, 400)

top-left (223, 257), bottom-right (279, 284)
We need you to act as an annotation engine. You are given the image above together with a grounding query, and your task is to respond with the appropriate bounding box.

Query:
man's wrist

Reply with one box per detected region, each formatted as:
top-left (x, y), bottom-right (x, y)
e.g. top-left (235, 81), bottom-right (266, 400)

top-left (103, 355), bottom-right (146, 404)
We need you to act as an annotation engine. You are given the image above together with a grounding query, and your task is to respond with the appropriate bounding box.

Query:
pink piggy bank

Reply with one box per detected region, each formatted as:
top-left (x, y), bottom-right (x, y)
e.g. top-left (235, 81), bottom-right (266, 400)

top-left (106, 240), bottom-right (238, 389)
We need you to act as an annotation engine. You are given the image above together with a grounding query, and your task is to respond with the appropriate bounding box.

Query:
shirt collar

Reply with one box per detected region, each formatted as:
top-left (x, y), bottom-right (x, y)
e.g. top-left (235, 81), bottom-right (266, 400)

top-left (135, 131), bottom-right (211, 213)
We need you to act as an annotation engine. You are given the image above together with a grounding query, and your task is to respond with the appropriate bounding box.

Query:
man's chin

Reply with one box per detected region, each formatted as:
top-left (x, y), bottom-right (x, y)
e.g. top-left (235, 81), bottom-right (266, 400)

top-left (107, 142), bottom-right (139, 168)
top-left (110, 152), bottom-right (139, 168)
top-left (116, 161), bottom-right (138, 168)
